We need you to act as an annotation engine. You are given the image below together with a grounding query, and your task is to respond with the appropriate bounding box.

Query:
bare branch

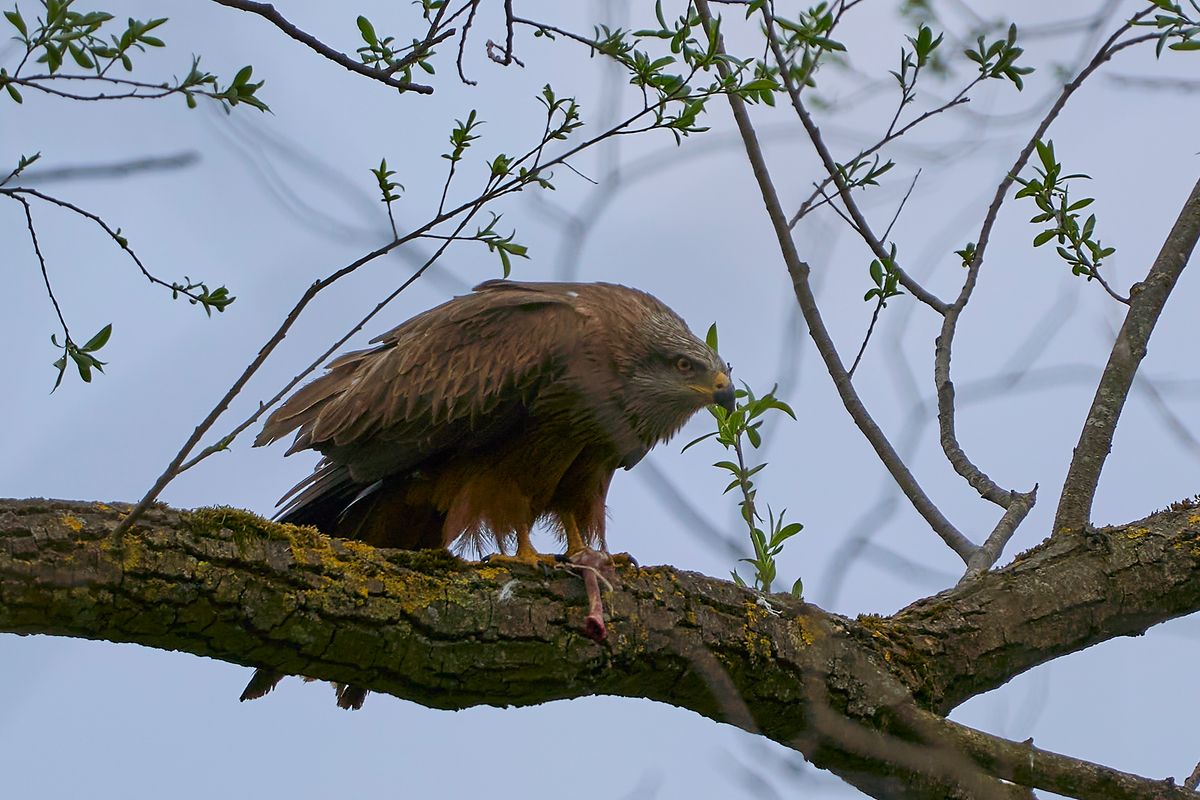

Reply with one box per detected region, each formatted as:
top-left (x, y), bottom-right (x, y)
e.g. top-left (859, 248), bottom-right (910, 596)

top-left (210, 0), bottom-right (434, 94)
top-left (693, 0), bottom-right (976, 563)
top-left (939, 20), bottom-right (1158, 472)
top-left (917, 17), bottom-right (1157, 557)
top-left (1054, 176), bottom-right (1200, 533)
top-left (457, 0), bottom-right (481, 85)
top-left (13, 195), bottom-right (70, 343)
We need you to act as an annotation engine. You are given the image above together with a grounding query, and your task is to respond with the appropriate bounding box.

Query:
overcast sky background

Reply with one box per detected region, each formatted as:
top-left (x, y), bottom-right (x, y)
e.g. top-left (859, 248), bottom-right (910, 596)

top-left (3, 1), bottom-right (1199, 797)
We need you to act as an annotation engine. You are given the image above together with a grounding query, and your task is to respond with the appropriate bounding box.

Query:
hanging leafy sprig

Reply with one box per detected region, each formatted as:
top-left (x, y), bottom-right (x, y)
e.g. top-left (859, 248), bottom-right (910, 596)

top-left (1014, 139), bottom-right (1125, 302)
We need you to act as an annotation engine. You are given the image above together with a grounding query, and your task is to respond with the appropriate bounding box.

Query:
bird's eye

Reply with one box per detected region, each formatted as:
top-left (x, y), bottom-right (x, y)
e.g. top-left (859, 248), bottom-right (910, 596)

top-left (675, 357), bottom-right (693, 373)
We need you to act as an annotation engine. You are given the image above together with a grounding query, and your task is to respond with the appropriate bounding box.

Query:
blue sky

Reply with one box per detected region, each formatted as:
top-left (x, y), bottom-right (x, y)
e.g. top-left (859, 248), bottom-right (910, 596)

top-left (3, 2), bottom-right (1199, 797)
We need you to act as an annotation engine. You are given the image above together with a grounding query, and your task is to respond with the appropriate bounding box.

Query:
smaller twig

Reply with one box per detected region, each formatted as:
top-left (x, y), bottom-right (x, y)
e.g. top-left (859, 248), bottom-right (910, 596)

top-left (512, 16), bottom-right (599, 50)
top-left (10, 74), bottom-right (200, 102)
top-left (846, 301), bottom-right (884, 381)
top-left (732, 437), bottom-right (759, 527)
top-left (812, 184), bottom-right (859, 232)
top-left (883, 169), bottom-right (921, 242)
top-left (1088, 265), bottom-right (1130, 304)
top-left (845, 171), bottom-right (921, 380)
top-left (558, 160), bottom-right (597, 185)
top-left (788, 88), bottom-right (976, 229)
top-left (484, 0), bottom-right (521, 66)
top-left (391, 26), bottom-right (458, 76)
top-left (485, 40), bottom-right (524, 67)
top-left (961, 486), bottom-right (1037, 580)
top-left (383, 205), bottom-right (398, 241)
top-left (14, 195), bottom-right (71, 343)
top-left (457, 0), bottom-right (481, 86)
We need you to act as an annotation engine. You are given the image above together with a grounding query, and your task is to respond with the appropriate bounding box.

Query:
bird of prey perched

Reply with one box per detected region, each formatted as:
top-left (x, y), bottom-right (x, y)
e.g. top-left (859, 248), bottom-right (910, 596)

top-left (242, 279), bottom-right (734, 708)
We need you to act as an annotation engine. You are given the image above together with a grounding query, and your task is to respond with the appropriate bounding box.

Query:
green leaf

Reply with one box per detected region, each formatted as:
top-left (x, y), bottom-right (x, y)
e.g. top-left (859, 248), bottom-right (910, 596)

top-left (1036, 139), bottom-right (1055, 173)
top-left (740, 78), bottom-right (778, 92)
top-left (67, 43), bottom-right (94, 68)
top-left (4, 9), bottom-right (26, 37)
top-left (765, 398), bottom-right (796, 419)
top-left (51, 354), bottom-right (67, 392)
top-left (869, 258), bottom-right (884, 286)
top-left (681, 431), bottom-right (717, 452)
top-left (790, 576), bottom-right (804, 598)
top-left (770, 521), bottom-right (804, 547)
top-left (70, 351), bottom-right (94, 382)
top-left (705, 322), bottom-right (719, 353)
top-left (357, 15), bottom-right (378, 45)
top-left (81, 323), bottom-right (112, 352)
top-left (1032, 229), bottom-right (1056, 247)
top-left (746, 426), bottom-right (761, 448)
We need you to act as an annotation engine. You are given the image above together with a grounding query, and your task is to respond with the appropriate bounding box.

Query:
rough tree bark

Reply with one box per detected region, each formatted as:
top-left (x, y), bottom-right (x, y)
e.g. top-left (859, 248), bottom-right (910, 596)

top-left (2, 497), bottom-right (1198, 799)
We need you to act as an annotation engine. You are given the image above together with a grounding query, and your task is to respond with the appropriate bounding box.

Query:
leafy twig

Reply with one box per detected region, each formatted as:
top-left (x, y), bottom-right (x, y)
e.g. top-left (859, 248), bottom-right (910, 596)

top-left (685, 325), bottom-right (801, 596)
top-left (211, 0), bottom-right (432, 94)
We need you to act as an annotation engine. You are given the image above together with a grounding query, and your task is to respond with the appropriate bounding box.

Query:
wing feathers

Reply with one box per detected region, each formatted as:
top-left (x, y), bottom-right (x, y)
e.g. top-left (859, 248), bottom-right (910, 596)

top-left (259, 281), bottom-right (585, 487)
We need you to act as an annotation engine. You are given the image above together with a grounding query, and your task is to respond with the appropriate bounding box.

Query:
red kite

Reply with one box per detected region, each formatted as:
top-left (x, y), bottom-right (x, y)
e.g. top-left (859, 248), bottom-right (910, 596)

top-left (243, 279), bottom-right (733, 707)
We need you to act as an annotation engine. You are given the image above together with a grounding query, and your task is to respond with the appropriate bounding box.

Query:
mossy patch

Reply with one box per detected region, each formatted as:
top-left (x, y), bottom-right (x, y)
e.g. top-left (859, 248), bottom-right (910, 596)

top-left (182, 506), bottom-right (291, 542)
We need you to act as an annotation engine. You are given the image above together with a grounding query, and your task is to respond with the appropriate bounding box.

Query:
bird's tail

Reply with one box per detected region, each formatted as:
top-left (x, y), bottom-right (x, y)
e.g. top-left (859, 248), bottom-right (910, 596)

top-left (239, 669), bottom-right (370, 710)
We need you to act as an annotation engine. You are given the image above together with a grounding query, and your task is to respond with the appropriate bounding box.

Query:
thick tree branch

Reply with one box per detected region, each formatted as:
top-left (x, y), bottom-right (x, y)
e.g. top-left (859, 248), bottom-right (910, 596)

top-left (3, 498), bottom-right (1199, 800)
top-left (891, 499), bottom-right (1200, 712)
top-left (1054, 177), bottom-right (1200, 533)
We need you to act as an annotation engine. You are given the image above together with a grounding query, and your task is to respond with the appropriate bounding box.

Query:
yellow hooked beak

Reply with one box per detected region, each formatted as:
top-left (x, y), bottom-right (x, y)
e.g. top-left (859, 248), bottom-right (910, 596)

top-left (710, 371), bottom-right (735, 413)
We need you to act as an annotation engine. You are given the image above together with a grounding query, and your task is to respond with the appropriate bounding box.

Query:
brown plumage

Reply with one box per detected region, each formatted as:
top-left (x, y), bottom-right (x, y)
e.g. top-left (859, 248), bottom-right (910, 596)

top-left (241, 279), bottom-right (733, 708)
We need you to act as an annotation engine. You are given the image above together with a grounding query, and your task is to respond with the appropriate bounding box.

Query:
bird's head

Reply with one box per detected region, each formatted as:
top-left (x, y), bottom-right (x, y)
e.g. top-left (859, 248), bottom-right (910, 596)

top-left (620, 307), bottom-right (735, 445)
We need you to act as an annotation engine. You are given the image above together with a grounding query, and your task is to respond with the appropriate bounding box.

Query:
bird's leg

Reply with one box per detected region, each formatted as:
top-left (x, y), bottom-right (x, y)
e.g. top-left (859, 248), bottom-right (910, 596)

top-left (562, 513), bottom-right (587, 557)
top-left (483, 525), bottom-right (558, 568)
